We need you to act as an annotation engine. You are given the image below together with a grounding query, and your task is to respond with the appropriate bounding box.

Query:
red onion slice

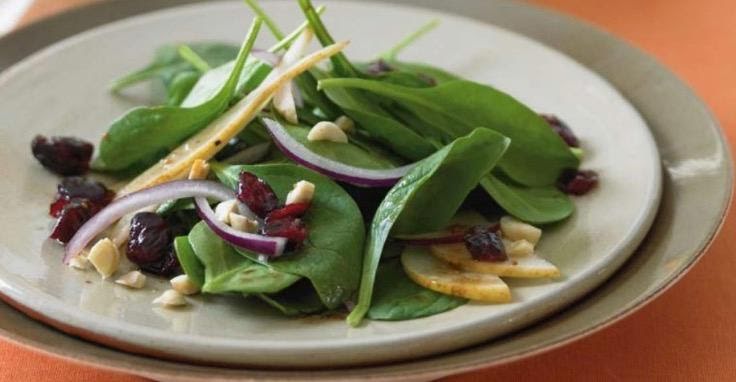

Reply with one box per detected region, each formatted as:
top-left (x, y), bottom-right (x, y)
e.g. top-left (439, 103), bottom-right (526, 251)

top-left (262, 118), bottom-right (415, 187)
top-left (64, 180), bottom-right (234, 264)
top-left (194, 197), bottom-right (286, 258)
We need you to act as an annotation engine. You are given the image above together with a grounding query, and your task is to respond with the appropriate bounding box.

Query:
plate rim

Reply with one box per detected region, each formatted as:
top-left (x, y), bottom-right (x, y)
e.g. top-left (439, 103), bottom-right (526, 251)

top-left (0, 0), bottom-right (730, 379)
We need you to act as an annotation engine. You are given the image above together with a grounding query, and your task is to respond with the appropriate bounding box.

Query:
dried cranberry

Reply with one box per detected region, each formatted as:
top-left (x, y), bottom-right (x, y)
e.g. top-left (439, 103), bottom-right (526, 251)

top-left (464, 226), bottom-right (507, 262)
top-left (366, 59), bottom-right (394, 75)
top-left (237, 171), bottom-right (279, 218)
top-left (49, 199), bottom-right (94, 243)
top-left (558, 169), bottom-right (599, 195)
top-left (541, 114), bottom-right (580, 148)
top-left (266, 203), bottom-right (310, 220)
top-left (126, 212), bottom-right (172, 266)
top-left (141, 248), bottom-right (182, 277)
top-left (31, 135), bottom-right (93, 175)
top-left (50, 177), bottom-right (114, 217)
top-left (262, 217), bottom-right (308, 249)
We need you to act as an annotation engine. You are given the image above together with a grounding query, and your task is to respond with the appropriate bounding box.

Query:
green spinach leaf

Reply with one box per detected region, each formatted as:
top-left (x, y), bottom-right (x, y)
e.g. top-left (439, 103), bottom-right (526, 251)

top-left (347, 128), bottom-right (510, 326)
top-left (480, 173), bottom-right (574, 224)
top-left (214, 163), bottom-right (366, 310)
top-left (318, 78), bottom-right (579, 186)
top-left (173, 235), bottom-right (205, 288)
top-left (367, 254), bottom-right (466, 321)
top-left (93, 19), bottom-right (264, 172)
top-left (188, 222), bottom-right (301, 294)
top-left (256, 279), bottom-right (326, 316)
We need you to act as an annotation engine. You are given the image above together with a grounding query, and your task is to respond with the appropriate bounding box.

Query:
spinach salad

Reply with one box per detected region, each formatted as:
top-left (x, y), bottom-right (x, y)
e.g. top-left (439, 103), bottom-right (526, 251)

top-left (30, 0), bottom-right (598, 326)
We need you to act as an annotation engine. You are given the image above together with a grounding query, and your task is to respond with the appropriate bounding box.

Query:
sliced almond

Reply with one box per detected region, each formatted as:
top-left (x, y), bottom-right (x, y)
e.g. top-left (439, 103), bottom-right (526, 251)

top-left (170, 275), bottom-right (200, 295)
top-left (285, 180), bottom-right (315, 205)
top-left (334, 115), bottom-right (355, 133)
top-left (187, 159), bottom-right (210, 180)
top-left (68, 255), bottom-right (90, 270)
top-left (87, 238), bottom-right (120, 279)
top-left (115, 271), bottom-right (147, 289)
top-left (506, 239), bottom-right (535, 257)
top-left (214, 199), bottom-right (239, 224)
top-left (430, 243), bottom-right (560, 278)
top-left (228, 212), bottom-right (259, 233)
top-left (401, 247), bottom-right (511, 302)
top-left (307, 121), bottom-right (348, 143)
top-left (153, 289), bottom-right (188, 307)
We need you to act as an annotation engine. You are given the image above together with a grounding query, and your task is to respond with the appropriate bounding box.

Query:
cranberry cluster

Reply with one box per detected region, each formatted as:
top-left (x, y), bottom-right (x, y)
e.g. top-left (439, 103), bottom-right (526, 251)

top-left (237, 171), bottom-right (310, 249)
top-left (31, 135), bottom-right (93, 176)
top-left (48, 177), bottom-right (115, 243)
top-left (542, 114), bottom-right (599, 196)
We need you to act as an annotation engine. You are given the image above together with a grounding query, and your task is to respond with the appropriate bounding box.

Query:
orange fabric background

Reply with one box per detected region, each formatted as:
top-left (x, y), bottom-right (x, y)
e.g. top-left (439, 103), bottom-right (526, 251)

top-left (4, 0), bottom-right (735, 380)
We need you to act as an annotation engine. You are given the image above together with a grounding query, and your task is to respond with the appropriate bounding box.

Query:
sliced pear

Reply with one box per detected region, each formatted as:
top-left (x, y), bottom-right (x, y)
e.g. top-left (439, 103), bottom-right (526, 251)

top-left (401, 247), bottom-right (511, 303)
top-left (430, 243), bottom-right (560, 278)
top-left (117, 41), bottom-right (348, 196)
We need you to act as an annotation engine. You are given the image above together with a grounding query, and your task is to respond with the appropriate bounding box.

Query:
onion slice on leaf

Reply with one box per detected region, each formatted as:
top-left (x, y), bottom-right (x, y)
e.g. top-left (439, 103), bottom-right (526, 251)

top-left (262, 118), bottom-right (415, 187)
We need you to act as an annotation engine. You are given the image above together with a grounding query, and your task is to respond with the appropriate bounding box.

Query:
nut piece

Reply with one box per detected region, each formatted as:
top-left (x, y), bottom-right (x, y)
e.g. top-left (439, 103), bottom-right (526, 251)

top-left (500, 216), bottom-right (542, 245)
top-left (153, 289), bottom-right (187, 307)
top-left (229, 212), bottom-right (259, 233)
top-left (307, 121), bottom-right (348, 143)
top-left (334, 115), bottom-right (355, 133)
top-left (506, 239), bottom-right (535, 257)
top-left (214, 199), bottom-right (239, 224)
top-left (87, 238), bottom-right (120, 279)
top-left (170, 275), bottom-right (200, 295)
top-left (68, 255), bottom-right (90, 270)
top-left (188, 159), bottom-right (210, 180)
top-left (115, 270), bottom-right (147, 289)
top-left (285, 180), bottom-right (315, 205)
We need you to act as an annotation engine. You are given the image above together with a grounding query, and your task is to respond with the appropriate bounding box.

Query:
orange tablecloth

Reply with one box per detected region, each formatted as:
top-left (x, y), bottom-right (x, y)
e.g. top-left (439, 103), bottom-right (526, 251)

top-left (4, 0), bottom-right (735, 380)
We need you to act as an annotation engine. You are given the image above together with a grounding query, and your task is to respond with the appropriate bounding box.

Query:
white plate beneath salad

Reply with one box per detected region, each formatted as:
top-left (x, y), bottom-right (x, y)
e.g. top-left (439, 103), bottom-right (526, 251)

top-left (0, 0), bottom-right (661, 367)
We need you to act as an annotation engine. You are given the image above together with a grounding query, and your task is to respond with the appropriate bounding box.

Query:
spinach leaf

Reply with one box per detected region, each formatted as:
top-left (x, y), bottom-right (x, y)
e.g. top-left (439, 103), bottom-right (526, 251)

top-left (272, 119), bottom-right (404, 169)
top-left (110, 42), bottom-right (239, 103)
top-left (347, 128), bottom-right (510, 326)
top-left (93, 19), bottom-right (264, 172)
top-left (318, 78), bottom-right (579, 186)
top-left (166, 71), bottom-right (200, 106)
top-left (188, 222), bottom-right (301, 294)
top-left (256, 279), bottom-right (326, 316)
top-left (180, 57), bottom-right (273, 107)
top-left (173, 235), bottom-right (205, 288)
top-left (367, 254), bottom-right (466, 321)
top-left (214, 163), bottom-right (366, 310)
top-left (480, 173), bottom-right (574, 224)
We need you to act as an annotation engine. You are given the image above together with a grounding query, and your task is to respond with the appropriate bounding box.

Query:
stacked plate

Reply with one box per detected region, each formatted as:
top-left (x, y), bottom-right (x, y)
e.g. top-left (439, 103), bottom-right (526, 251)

top-left (0, 0), bottom-right (729, 380)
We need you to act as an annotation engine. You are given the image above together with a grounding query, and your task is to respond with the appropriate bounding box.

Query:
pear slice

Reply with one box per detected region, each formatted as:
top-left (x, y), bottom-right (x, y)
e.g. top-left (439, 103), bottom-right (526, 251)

top-left (117, 41), bottom-right (348, 196)
top-left (430, 243), bottom-right (560, 279)
top-left (401, 247), bottom-right (511, 303)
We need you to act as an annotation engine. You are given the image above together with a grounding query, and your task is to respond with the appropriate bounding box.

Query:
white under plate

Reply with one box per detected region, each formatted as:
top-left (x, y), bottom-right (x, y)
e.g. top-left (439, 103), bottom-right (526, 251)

top-left (0, 0), bottom-right (660, 367)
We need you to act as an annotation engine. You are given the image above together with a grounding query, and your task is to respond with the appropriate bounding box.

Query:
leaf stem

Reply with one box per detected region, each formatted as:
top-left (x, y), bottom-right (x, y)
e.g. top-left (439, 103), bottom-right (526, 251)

top-left (298, 0), bottom-right (359, 77)
top-left (381, 19), bottom-right (440, 61)
top-left (177, 45), bottom-right (212, 73)
top-left (243, 0), bottom-right (285, 40)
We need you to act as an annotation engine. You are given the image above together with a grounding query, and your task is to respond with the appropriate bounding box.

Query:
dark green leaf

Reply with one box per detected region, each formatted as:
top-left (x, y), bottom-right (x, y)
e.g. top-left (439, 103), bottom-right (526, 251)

top-left (319, 78), bottom-right (579, 186)
top-left (347, 128), bottom-right (510, 326)
top-left (256, 279), bottom-right (326, 316)
top-left (480, 173), bottom-right (574, 224)
top-left (93, 20), bottom-right (263, 172)
top-left (214, 163), bottom-right (366, 310)
top-left (188, 222), bottom-right (301, 294)
top-left (367, 254), bottom-right (466, 321)
top-left (173, 235), bottom-right (205, 288)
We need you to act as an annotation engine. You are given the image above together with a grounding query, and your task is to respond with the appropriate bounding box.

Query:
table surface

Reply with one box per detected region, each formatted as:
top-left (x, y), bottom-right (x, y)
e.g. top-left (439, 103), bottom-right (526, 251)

top-left (3, 0), bottom-right (735, 380)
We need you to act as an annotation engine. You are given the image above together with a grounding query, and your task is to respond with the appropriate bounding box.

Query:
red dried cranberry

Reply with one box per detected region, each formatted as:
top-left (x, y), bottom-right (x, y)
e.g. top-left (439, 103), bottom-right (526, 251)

top-left (541, 114), bottom-right (580, 148)
top-left (49, 199), bottom-right (94, 243)
top-left (366, 59), bottom-right (394, 75)
top-left (50, 177), bottom-right (114, 217)
top-left (237, 171), bottom-right (279, 218)
top-left (464, 226), bottom-right (507, 262)
top-left (31, 135), bottom-right (93, 175)
top-left (558, 169), bottom-right (599, 195)
top-left (126, 212), bottom-right (172, 266)
top-left (141, 248), bottom-right (182, 277)
top-left (266, 203), bottom-right (310, 220)
top-left (261, 217), bottom-right (308, 249)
